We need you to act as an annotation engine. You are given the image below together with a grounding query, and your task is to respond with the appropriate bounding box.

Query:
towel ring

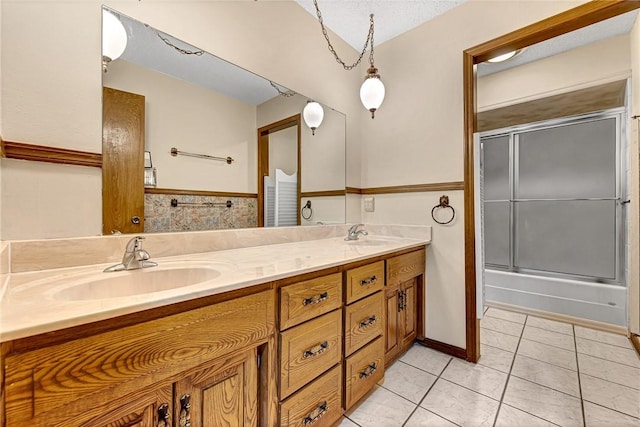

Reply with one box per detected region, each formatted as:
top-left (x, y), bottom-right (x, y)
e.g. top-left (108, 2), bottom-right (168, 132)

top-left (431, 195), bottom-right (455, 225)
top-left (301, 200), bottom-right (313, 220)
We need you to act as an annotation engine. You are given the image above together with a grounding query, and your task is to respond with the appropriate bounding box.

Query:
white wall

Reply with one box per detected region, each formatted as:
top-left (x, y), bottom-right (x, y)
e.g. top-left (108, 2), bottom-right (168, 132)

top-left (104, 60), bottom-right (257, 193)
top-left (360, 0), bottom-right (587, 348)
top-left (478, 34), bottom-right (631, 111)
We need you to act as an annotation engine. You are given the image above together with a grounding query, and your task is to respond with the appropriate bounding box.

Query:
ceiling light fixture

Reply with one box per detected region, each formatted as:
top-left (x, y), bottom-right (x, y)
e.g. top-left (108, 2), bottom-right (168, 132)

top-left (303, 101), bottom-right (324, 135)
top-left (486, 49), bottom-right (524, 63)
top-left (311, 0), bottom-right (385, 119)
top-left (102, 9), bottom-right (128, 73)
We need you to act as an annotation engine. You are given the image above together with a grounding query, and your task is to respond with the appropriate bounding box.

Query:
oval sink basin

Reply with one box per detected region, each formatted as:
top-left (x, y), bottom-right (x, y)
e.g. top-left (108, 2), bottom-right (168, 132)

top-left (53, 267), bottom-right (221, 301)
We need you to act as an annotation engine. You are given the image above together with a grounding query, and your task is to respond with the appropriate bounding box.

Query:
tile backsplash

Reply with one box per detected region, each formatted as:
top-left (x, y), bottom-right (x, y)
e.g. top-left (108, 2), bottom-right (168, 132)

top-left (144, 193), bottom-right (257, 233)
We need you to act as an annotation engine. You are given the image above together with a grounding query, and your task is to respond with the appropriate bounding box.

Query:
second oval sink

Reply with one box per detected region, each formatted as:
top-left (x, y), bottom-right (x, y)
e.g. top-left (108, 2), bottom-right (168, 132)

top-left (54, 267), bottom-right (221, 301)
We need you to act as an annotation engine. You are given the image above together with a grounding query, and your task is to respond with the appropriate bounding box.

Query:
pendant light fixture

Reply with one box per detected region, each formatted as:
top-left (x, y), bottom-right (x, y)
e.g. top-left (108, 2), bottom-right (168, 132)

top-left (311, 1), bottom-right (384, 119)
top-left (102, 9), bottom-right (128, 73)
top-left (303, 101), bottom-right (324, 135)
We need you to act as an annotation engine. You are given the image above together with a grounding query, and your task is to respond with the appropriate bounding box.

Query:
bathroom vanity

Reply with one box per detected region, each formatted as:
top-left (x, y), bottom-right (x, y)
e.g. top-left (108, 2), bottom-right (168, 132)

top-left (0, 226), bottom-right (429, 426)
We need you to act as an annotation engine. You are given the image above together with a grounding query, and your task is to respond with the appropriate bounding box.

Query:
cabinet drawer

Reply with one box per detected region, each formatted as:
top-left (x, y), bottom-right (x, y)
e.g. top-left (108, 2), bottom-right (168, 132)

top-left (279, 365), bottom-right (343, 427)
top-left (387, 249), bottom-right (425, 287)
top-left (344, 336), bottom-right (385, 410)
top-left (345, 261), bottom-right (384, 304)
top-left (280, 310), bottom-right (342, 398)
top-left (280, 272), bottom-right (342, 330)
top-left (344, 292), bottom-right (384, 356)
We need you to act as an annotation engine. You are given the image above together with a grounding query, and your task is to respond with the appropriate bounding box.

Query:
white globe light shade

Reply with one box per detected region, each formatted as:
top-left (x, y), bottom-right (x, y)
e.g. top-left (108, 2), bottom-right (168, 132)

top-left (303, 101), bottom-right (324, 135)
top-left (102, 9), bottom-right (127, 62)
top-left (360, 76), bottom-right (385, 118)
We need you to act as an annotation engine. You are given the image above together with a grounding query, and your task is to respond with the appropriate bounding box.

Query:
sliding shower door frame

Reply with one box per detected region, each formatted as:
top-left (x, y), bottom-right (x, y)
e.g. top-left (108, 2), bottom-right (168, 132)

top-left (481, 108), bottom-right (627, 286)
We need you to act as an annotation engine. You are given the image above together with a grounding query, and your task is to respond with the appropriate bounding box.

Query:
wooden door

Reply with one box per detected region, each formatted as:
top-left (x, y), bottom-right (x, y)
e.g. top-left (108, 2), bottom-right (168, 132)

top-left (82, 385), bottom-right (172, 427)
top-left (384, 285), bottom-right (400, 364)
top-left (102, 87), bottom-right (145, 234)
top-left (174, 348), bottom-right (259, 427)
top-left (401, 279), bottom-right (418, 348)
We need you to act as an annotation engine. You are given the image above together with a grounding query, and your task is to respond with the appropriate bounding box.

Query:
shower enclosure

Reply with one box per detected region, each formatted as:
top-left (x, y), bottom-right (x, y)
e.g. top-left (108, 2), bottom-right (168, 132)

top-left (481, 109), bottom-right (627, 325)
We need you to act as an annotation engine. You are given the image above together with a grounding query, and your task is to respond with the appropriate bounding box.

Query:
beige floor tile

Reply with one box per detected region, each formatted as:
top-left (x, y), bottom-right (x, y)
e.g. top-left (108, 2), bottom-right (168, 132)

top-left (522, 325), bottom-right (576, 351)
top-left (511, 355), bottom-right (580, 397)
top-left (405, 407), bottom-right (457, 427)
top-left (517, 339), bottom-right (577, 371)
top-left (379, 361), bottom-right (437, 404)
top-left (503, 377), bottom-right (583, 426)
top-left (583, 402), bottom-right (640, 427)
top-left (578, 353), bottom-right (640, 390)
top-left (495, 403), bottom-right (556, 427)
top-left (478, 344), bottom-right (515, 374)
top-left (486, 307), bottom-right (527, 324)
top-left (575, 326), bottom-right (633, 349)
top-left (526, 316), bottom-right (574, 336)
top-left (441, 358), bottom-right (508, 400)
top-left (576, 338), bottom-right (640, 369)
top-left (346, 385), bottom-right (416, 427)
top-left (481, 329), bottom-right (520, 353)
top-left (337, 417), bottom-right (359, 426)
top-left (420, 379), bottom-right (499, 427)
top-left (481, 316), bottom-right (525, 337)
top-left (580, 374), bottom-right (640, 418)
top-left (400, 343), bottom-right (452, 376)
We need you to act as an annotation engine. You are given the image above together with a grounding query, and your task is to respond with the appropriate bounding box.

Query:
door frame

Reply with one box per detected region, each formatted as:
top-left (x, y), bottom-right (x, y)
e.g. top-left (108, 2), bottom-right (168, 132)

top-left (257, 114), bottom-right (302, 227)
top-left (462, 0), bottom-right (640, 362)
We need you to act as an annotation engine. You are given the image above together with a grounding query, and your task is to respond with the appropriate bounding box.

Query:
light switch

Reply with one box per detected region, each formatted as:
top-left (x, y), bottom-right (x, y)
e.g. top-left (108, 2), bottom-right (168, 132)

top-left (364, 196), bottom-right (375, 212)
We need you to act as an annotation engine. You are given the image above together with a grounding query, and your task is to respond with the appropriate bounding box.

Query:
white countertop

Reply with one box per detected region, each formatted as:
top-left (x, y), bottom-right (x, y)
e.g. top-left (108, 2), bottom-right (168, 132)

top-left (0, 234), bottom-right (429, 342)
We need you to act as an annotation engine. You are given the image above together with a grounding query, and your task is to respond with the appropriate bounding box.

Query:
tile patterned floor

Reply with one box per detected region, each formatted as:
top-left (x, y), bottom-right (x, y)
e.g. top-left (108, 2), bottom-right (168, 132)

top-left (340, 307), bottom-right (640, 426)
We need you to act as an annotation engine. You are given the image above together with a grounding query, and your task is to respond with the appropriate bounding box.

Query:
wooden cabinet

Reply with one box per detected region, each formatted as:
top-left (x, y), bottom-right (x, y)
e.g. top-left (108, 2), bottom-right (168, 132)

top-left (3, 291), bottom-right (274, 427)
top-left (385, 249), bottom-right (425, 365)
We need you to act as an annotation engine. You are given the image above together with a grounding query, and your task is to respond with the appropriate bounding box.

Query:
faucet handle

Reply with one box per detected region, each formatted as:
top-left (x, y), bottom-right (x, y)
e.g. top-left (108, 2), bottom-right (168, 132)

top-left (125, 236), bottom-right (145, 252)
top-left (349, 223), bottom-right (365, 233)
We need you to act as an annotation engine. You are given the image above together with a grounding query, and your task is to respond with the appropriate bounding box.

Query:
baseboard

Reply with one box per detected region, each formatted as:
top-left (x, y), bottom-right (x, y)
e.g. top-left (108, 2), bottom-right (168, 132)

top-left (486, 300), bottom-right (628, 336)
top-left (631, 334), bottom-right (640, 357)
top-left (418, 338), bottom-right (466, 359)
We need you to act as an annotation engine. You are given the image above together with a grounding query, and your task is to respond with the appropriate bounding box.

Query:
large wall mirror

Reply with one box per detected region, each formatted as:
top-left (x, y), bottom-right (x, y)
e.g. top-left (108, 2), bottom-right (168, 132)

top-left (101, 7), bottom-right (346, 235)
top-left (462, 1), bottom-right (640, 362)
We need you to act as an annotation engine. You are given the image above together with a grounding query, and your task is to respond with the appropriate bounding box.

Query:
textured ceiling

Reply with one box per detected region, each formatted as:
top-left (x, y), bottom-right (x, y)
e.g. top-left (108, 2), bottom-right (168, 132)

top-left (295, 0), bottom-right (467, 50)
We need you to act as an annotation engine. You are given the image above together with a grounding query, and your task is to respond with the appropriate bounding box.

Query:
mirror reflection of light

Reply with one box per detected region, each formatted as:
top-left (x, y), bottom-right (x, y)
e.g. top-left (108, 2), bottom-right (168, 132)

top-left (102, 9), bottom-right (128, 72)
top-left (303, 101), bottom-right (324, 136)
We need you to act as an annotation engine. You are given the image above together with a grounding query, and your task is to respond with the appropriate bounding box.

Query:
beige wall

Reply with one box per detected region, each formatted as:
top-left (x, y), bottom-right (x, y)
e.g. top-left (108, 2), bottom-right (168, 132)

top-left (478, 34), bottom-right (631, 111)
top-left (360, 0), bottom-right (586, 348)
top-left (630, 16), bottom-right (640, 335)
top-left (104, 60), bottom-right (257, 193)
top-left (269, 126), bottom-right (298, 178)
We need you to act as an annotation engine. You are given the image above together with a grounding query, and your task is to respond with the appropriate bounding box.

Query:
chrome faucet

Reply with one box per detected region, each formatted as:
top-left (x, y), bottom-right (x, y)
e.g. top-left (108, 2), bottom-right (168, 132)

top-left (104, 236), bottom-right (158, 272)
top-left (345, 224), bottom-right (368, 241)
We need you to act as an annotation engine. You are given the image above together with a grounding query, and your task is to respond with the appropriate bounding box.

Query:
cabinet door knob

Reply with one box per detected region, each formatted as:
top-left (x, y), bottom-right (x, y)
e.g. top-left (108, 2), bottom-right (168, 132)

top-left (360, 275), bottom-right (377, 286)
top-left (303, 292), bottom-right (329, 306)
top-left (359, 362), bottom-right (378, 379)
top-left (303, 401), bottom-right (328, 425)
top-left (359, 315), bottom-right (377, 328)
top-left (303, 341), bottom-right (329, 359)
top-left (179, 394), bottom-right (191, 427)
top-left (157, 403), bottom-right (170, 427)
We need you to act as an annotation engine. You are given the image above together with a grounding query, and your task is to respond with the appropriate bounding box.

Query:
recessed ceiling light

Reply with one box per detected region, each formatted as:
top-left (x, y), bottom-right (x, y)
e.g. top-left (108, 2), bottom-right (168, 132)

top-left (486, 49), bottom-right (524, 63)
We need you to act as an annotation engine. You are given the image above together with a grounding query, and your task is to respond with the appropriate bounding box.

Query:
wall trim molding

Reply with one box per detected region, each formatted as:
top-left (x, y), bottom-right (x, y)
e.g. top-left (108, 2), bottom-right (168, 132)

top-left (346, 182), bottom-right (464, 195)
top-left (1, 140), bottom-right (102, 168)
top-left (145, 188), bottom-right (257, 198)
top-left (418, 338), bottom-right (467, 359)
top-left (300, 190), bottom-right (346, 197)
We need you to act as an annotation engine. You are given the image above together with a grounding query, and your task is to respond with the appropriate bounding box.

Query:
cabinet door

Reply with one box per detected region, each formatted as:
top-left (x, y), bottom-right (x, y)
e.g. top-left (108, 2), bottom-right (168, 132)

top-left (384, 285), bottom-right (400, 363)
top-left (401, 278), bottom-right (418, 347)
top-left (82, 385), bottom-right (172, 427)
top-left (174, 348), bottom-right (259, 427)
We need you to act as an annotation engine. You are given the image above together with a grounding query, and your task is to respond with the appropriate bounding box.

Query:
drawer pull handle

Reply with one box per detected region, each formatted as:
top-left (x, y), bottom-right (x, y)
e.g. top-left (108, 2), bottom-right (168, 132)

top-left (360, 275), bottom-right (377, 286)
top-left (359, 362), bottom-right (378, 379)
top-left (179, 394), bottom-right (191, 427)
top-left (303, 401), bottom-right (328, 425)
top-left (303, 341), bottom-right (329, 359)
top-left (359, 315), bottom-right (377, 328)
top-left (303, 292), bottom-right (329, 306)
top-left (157, 403), bottom-right (170, 427)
